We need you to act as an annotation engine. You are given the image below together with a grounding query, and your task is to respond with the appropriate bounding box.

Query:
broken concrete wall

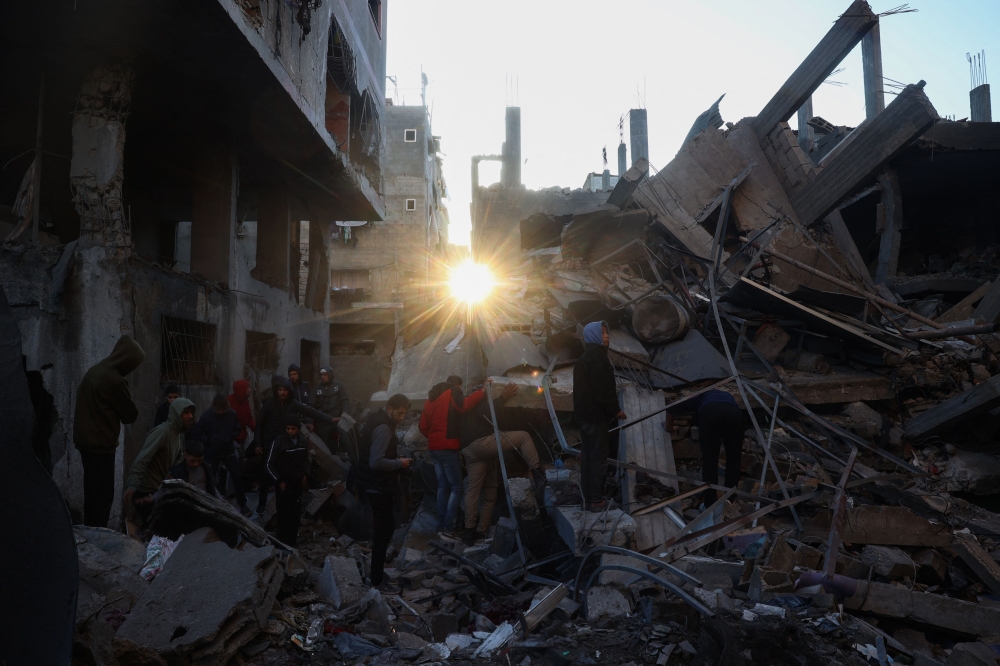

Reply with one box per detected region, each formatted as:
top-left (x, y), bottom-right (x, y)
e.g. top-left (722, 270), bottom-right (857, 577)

top-left (760, 122), bottom-right (819, 198)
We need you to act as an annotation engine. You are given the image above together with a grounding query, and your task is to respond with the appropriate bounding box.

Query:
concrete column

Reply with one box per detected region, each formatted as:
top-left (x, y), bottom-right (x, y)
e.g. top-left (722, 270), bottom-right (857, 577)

top-left (629, 109), bottom-right (648, 166)
top-left (617, 142), bottom-right (627, 177)
top-left (602, 169), bottom-right (611, 191)
top-left (971, 85), bottom-right (992, 122)
top-left (797, 97), bottom-right (814, 156)
top-left (875, 169), bottom-right (902, 285)
top-left (251, 184), bottom-right (291, 291)
top-left (501, 107), bottom-right (521, 188)
top-left (190, 140), bottom-right (236, 286)
top-left (862, 21), bottom-right (885, 120)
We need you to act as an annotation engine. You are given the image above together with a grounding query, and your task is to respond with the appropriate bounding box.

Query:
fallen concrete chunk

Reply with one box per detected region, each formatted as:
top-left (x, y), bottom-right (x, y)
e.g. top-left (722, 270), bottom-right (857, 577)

top-left (946, 642), bottom-right (998, 666)
top-left (913, 548), bottom-right (949, 585)
top-left (315, 555), bottom-right (366, 609)
top-left (952, 535), bottom-right (1000, 595)
top-left (940, 451), bottom-right (1000, 496)
top-left (860, 545), bottom-right (917, 579)
top-left (840, 402), bottom-right (884, 439)
top-left (114, 527), bottom-right (283, 665)
top-left (844, 580), bottom-right (1000, 637)
top-left (748, 567), bottom-right (794, 602)
top-left (905, 374), bottom-right (1000, 439)
top-left (545, 503), bottom-right (636, 555)
top-left (586, 585), bottom-right (632, 622)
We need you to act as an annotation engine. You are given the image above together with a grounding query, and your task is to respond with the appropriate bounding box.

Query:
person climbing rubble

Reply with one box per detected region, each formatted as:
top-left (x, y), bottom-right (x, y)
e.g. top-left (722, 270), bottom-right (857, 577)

top-left (460, 381), bottom-right (544, 545)
top-left (124, 397), bottom-right (195, 525)
top-left (351, 393), bottom-right (412, 590)
top-left (248, 375), bottom-right (333, 515)
top-left (73, 334), bottom-right (145, 527)
top-left (312, 366), bottom-right (349, 451)
top-left (421, 375), bottom-right (486, 537)
top-left (573, 321), bottom-right (626, 512)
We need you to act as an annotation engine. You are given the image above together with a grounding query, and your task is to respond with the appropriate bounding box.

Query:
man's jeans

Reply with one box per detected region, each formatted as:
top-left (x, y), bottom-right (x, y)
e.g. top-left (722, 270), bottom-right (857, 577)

top-left (430, 449), bottom-right (462, 532)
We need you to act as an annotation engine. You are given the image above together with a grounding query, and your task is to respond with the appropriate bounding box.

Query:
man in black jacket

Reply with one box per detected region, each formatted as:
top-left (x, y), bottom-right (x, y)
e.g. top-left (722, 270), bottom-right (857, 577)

top-left (352, 394), bottom-right (412, 589)
top-left (573, 321), bottom-right (626, 511)
top-left (248, 375), bottom-right (333, 515)
top-left (287, 363), bottom-right (311, 404)
top-left (190, 394), bottom-right (249, 515)
top-left (312, 366), bottom-right (348, 450)
top-left (153, 384), bottom-right (181, 427)
top-left (266, 414), bottom-right (311, 546)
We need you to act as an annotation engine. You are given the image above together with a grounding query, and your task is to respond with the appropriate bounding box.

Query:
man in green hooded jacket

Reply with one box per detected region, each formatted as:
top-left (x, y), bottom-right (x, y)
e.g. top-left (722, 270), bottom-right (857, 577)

top-left (124, 397), bottom-right (196, 524)
top-left (74, 335), bottom-right (145, 527)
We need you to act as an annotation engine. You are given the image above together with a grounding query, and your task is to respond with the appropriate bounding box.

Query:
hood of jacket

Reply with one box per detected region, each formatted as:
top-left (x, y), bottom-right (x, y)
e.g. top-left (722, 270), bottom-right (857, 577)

top-left (583, 321), bottom-right (607, 346)
top-left (232, 379), bottom-right (250, 401)
top-left (287, 363), bottom-right (301, 376)
top-left (319, 366), bottom-right (333, 383)
top-left (168, 397), bottom-right (195, 430)
top-left (272, 375), bottom-right (293, 401)
top-left (100, 335), bottom-right (146, 377)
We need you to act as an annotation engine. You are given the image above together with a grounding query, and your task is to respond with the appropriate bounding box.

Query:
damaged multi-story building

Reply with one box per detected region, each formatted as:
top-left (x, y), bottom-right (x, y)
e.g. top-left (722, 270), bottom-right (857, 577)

top-left (0, 0), bottom-right (390, 525)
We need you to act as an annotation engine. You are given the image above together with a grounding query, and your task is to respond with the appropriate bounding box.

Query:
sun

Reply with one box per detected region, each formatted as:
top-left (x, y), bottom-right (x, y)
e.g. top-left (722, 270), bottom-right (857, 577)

top-left (448, 260), bottom-right (495, 305)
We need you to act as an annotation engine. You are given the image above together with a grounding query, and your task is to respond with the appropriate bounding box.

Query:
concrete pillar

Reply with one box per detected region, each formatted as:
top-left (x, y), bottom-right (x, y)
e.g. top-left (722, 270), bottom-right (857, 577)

top-left (617, 142), bottom-right (627, 177)
top-left (971, 85), bottom-right (992, 122)
top-left (862, 21), bottom-right (885, 120)
top-left (602, 169), bottom-right (611, 191)
top-left (797, 97), bottom-right (814, 156)
top-left (875, 169), bottom-right (902, 285)
top-left (252, 185), bottom-right (292, 291)
top-left (190, 140), bottom-right (236, 286)
top-left (501, 107), bottom-right (521, 188)
top-left (629, 109), bottom-right (648, 166)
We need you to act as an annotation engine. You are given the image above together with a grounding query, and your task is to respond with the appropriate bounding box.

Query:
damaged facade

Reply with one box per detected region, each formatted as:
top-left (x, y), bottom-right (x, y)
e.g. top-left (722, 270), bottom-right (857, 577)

top-left (0, 0), bottom-right (388, 522)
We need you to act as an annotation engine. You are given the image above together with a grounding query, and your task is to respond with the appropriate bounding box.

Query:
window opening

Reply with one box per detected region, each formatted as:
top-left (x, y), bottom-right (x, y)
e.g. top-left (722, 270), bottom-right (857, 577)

top-left (245, 331), bottom-right (283, 373)
top-left (405, 198), bottom-right (416, 211)
top-left (404, 129), bottom-right (417, 142)
top-left (161, 316), bottom-right (219, 384)
top-left (368, 0), bottom-right (382, 35)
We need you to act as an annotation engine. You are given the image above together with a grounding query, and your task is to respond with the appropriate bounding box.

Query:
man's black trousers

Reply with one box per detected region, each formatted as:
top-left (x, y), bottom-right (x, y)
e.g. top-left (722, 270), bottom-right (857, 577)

top-left (697, 402), bottom-right (744, 506)
top-left (368, 491), bottom-right (396, 586)
top-left (80, 450), bottom-right (116, 528)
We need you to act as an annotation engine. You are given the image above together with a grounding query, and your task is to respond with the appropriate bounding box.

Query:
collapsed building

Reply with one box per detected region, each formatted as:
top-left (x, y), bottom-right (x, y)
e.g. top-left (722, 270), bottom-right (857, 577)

top-left (8, 1), bottom-right (1000, 664)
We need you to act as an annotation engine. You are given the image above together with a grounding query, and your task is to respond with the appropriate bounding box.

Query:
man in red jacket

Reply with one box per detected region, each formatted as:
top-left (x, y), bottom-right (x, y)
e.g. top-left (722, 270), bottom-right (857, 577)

top-left (419, 375), bottom-right (485, 535)
top-left (227, 379), bottom-right (256, 448)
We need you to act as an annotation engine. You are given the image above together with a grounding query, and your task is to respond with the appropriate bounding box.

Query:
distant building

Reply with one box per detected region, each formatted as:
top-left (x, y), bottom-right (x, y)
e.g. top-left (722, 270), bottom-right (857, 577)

top-left (326, 100), bottom-right (451, 404)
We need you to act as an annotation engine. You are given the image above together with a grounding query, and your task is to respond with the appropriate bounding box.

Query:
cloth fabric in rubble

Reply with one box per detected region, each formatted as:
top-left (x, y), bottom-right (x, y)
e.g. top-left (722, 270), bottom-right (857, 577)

top-left (74, 335), bottom-right (145, 527)
top-left (287, 363), bottom-right (311, 404)
top-left (139, 534), bottom-right (183, 581)
top-left (574, 322), bottom-right (620, 505)
top-left (227, 379), bottom-right (256, 445)
top-left (126, 398), bottom-right (195, 495)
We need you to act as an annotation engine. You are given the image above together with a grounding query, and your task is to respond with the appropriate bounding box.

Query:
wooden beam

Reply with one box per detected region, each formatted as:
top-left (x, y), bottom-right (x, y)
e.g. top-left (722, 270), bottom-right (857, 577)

top-left (753, 0), bottom-right (877, 140)
top-left (861, 21), bottom-right (885, 119)
top-left (972, 277), bottom-right (1000, 324)
top-left (938, 280), bottom-right (991, 323)
top-left (874, 169), bottom-right (902, 285)
top-left (905, 373), bottom-right (1000, 439)
top-left (790, 83), bottom-right (939, 227)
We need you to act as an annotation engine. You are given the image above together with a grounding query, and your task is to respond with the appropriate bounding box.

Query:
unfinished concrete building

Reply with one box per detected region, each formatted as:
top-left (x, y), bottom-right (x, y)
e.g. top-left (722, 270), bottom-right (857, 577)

top-left (326, 99), bottom-right (452, 405)
top-left (0, 0), bottom-right (388, 525)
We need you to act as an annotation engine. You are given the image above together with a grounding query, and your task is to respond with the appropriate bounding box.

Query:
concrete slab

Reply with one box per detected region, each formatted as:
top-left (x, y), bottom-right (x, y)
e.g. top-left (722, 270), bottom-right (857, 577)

top-left (860, 545), bottom-right (917, 579)
top-left (585, 586), bottom-right (632, 622)
top-left (114, 527), bottom-right (283, 665)
top-left (545, 499), bottom-right (637, 555)
top-left (316, 555), bottom-right (366, 609)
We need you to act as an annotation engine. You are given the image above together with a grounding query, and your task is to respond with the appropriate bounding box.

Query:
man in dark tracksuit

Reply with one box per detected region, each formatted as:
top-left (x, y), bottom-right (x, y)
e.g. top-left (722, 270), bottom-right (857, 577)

top-left (573, 321), bottom-right (626, 511)
top-left (667, 388), bottom-right (743, 507)
top-left (312, 366), bottom-right (349, 451)
top-left (190, 394), bottom-right (249, 515)
top-left (74, 335), bottom-right (145, 527)
top-left (249, 375), bottom-right (333, 514)
top-left (266, 414), bottom-right (311, 546)
top-left (352, 394), bottom-right (412, 589)
top-left (287, 363), bottom-right (311, 404)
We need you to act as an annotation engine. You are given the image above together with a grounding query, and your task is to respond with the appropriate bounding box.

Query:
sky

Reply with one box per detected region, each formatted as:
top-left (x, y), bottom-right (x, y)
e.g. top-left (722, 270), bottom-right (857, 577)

top-left (384, 0), bottom-right (1000, 248)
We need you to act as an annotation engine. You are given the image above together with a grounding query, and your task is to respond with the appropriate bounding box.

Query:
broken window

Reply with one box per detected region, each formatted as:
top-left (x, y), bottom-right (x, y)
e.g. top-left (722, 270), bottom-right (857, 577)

top-left (405, 198), bottom-right (416, 211)
top-left (161, 316), bottom-right (219, 385)
top-left (368, 0), bottom-right (382, 35)
top-left (330, 269), bottom-right (370, 290)
top-left (404, 129), bottom-right (417, 142)
top-left (245, 331), bottom-right (283, 373)
top-left (300, 339), bottom-right (322, 385)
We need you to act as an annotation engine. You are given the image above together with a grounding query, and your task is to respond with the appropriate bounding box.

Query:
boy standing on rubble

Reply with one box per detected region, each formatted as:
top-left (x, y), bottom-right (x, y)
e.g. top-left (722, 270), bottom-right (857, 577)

top-left (574, 321), bottom-right (626, 511)
top-left (265, 414), bottom-right (311, 547)
top-left (352, 394), bottom-right (412, 590)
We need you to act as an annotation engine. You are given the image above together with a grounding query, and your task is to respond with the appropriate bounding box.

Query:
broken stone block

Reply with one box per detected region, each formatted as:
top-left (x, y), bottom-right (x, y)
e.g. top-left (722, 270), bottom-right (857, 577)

top-left (748, 567), bottom-right (794, 602)
top-left (599, 553), bottom-right (639, 584)
top-left (114, 527), bottom-right (283, 665)
top-left (845, 581), bottom-right (1000, 637)
top-left (892, 628), bottom-right (934, 657)
top-left (913, 548), bottom-right (949, 585)
top-left (840, 401), bottom-right (883, 438)
top-left (946, 642), bottom-right (998, 666)
top-left (764, 535), bottom-right (797, 572)
top-left (316, 555), bottom-right (365, 609)
top-left (835, 553), bottom-right (872, 579)
top-left (586, 585), bottom-right (632, 622)
top-left (860, 545), bottom-right (917, 579)
top-left (676, 555), bottom-right (743, 590)
top-left (940, 451), bottom-right (1000, 495)
top-left (546, 504), bottom-right (636, 556)
top-left (509, 477), bottom-right (536, 514)
top-left (795, 543), bottom-right (823, 570)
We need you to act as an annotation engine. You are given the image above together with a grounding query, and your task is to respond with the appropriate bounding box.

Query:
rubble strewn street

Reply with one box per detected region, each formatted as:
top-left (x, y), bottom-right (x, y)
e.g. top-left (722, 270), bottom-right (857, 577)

top-left (4, 1), bottom-right (1000, 665)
